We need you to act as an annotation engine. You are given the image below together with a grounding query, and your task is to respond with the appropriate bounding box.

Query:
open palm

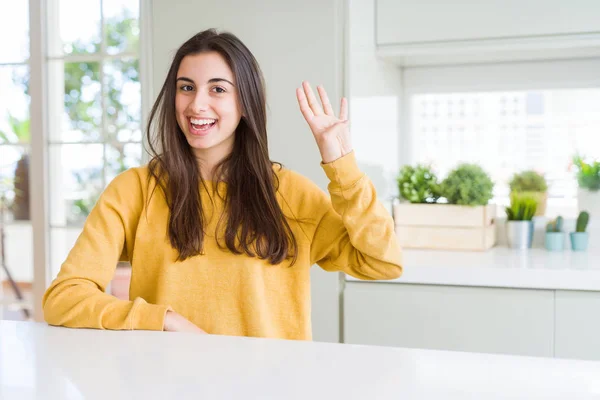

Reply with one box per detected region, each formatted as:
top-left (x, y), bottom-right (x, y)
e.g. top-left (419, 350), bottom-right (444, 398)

top-left (296, 81), bottom-right (352, 163)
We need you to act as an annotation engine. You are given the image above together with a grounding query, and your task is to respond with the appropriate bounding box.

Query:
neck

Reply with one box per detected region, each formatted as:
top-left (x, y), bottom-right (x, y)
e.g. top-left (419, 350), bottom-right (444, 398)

top-left (194, 151), bottom-right (228, 182)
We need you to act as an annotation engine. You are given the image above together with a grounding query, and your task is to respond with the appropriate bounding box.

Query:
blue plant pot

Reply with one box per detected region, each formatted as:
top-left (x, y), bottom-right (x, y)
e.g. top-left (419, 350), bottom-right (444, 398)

top-left (545, 232), bottom-right (565, 251)
top-left (570, 232), bottom-right (589, 251)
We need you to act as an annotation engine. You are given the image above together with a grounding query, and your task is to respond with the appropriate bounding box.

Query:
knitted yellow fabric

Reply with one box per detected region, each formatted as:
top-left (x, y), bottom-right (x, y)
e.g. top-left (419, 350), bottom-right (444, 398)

top-left (43, 152), bottom-right (402, 340)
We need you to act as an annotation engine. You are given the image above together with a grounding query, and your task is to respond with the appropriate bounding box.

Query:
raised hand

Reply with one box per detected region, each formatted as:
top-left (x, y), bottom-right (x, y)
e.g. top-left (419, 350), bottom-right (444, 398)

top-left (296, 81), bottom-right (353, 164)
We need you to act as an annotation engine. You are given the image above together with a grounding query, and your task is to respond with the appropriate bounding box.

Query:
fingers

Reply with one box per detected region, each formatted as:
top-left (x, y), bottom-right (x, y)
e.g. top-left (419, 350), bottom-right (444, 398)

top-left (302, 81), bottom-right (323, 116)
top-left (296, 87), bottom-right (314, 121)
top-left (339, 97), bottom-right (348, 121)
top-left (317, 85), bottom-right (334, 116)
top-left (297, 82), bottom-right (349, 123)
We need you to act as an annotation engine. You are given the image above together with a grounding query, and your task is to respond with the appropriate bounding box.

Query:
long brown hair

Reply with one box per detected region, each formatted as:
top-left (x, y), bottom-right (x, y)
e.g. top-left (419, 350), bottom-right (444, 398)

top-left (146, 29), bottom-right (297, 265)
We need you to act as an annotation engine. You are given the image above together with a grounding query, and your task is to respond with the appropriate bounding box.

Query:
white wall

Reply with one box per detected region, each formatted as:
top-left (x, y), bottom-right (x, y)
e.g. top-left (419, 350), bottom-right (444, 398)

top-left (149, 0), bottom-right (346, 343)
top-left (348, 0), bottom-right (403, 208)
top-left (2, 224), bottom-right (33, 282)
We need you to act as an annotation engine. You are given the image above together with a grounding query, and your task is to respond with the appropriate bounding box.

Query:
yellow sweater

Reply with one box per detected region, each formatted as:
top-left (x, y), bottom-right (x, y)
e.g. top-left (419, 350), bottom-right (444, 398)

top-left (42, 152), bottom-right (402, 340)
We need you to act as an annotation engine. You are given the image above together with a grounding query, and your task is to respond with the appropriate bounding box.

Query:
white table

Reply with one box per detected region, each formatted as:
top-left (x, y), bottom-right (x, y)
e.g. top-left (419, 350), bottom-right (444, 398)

top-left (347, 247), bottom-right (600, 291)
top-left (1, 321), bottom-right (600, 399)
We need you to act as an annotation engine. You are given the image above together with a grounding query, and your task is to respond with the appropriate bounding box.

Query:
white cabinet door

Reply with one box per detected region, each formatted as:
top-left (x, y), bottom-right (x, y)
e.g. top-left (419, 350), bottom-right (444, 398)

top-left (344, 282), bottom-right (554, 357)
top-left (555, 290), bottom-right (600, 361)
top-left (376, 0), bottom-right (600, 45)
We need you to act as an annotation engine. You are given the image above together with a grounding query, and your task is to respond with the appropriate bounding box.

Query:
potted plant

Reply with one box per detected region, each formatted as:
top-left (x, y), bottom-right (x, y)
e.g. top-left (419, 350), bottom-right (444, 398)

top-left (505, 193), bottom-right (538, 249)
top-left (440, 163), bottom-right (495, 206)
top-left (572, 155), bottom-right (600, 215)
top-left (509, 170), bottom-right (548, 216)
top-left (396, 164), bottom-right (441, 204)
top-left (545, 216), bottom-right (565, 251)
top-left (394, 163), bottom-right (496, 251)
top-left (570, 211), bottom-right (590, 251)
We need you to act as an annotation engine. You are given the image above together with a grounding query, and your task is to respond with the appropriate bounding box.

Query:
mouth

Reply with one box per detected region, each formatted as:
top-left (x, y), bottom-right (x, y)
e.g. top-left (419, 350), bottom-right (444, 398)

top-left (188, 117), bottom-right (218, 136)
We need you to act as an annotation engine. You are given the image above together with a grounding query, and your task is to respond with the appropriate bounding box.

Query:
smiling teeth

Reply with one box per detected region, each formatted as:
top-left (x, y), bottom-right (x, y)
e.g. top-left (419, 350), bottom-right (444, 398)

top-left (190, 118), bottom-right (216, 125)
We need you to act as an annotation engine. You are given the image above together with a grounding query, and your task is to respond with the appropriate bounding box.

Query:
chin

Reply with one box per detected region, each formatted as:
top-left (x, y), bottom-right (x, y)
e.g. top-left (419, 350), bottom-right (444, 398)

top-left (187, 134), bottom-right (235, 155)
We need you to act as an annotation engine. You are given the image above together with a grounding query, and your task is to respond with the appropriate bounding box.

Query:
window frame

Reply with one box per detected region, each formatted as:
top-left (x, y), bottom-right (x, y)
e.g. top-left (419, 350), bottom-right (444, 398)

top-left (23, 0), bottom-right (148, 321)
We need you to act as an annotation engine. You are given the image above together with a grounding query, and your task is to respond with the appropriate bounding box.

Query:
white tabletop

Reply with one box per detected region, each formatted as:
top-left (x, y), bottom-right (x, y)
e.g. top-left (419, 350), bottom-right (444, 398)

top-left (347, 247), bottom-right (600, 291)
top-left (2, 321), bottom-right (600, 400)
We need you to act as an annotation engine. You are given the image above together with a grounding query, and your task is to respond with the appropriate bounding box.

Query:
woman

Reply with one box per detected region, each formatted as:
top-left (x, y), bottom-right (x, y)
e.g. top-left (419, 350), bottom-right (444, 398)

top-left (43, 29), bottom-right (402, 340)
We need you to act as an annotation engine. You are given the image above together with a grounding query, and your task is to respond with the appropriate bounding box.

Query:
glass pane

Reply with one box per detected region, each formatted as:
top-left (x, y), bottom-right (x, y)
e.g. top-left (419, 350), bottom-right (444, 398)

top-left (54, 61), bottom-right (102, 142)
top-left (57, 0), bottom-right (101, 55)
top-left (105, 143), bottom-right (142, 182)
top-left (350, 96), bottom-right (399, 202)
top-left (104, 58), bottom-right (141, 142)
top-left (49, 144), bottom-right (104, 227)
top-left (49, 227), bottom-right (127, 291)
top-left (103, 0), bottom-right (140, 55)
top-left (0, 65), bottom-right (30, 144)
top-left (410, 89), bottom-right (600, 200)
top-left (50, 227), bottom-right (83, 282)
top-left (0, 1), bottom-right (29, 63)
top-left (1, 145), bottom-right (30, 223)
top-left (0, 222), bottom-right (33, 320)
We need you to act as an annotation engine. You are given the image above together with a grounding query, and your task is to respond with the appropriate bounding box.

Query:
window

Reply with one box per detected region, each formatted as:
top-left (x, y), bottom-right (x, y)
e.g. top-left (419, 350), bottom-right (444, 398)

top-left (403, 60), bottom-right (600, 217)
top-left (45, 0), bottom-right (141, 279)
top-left (0, 1), bottom-right (33, 286)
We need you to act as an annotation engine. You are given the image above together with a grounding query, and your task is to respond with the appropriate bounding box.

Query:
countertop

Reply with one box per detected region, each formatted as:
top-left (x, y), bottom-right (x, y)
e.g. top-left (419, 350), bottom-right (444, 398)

top-left (1, 321), bottom-right (600, 399)
top-left (347, 247), bottom-right (600, 291)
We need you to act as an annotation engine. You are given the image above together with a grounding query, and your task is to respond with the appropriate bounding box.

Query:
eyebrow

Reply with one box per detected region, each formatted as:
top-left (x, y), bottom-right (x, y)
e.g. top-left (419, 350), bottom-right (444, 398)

top-left (176, 77), bottom-right (235, 86)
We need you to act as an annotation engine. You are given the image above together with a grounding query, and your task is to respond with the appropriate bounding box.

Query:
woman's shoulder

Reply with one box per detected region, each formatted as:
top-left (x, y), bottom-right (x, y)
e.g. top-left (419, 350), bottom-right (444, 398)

top-left (272, 163), bottom-right (328, 204)
top-left (108, 165), bottom-right (148, 184)
top-left (104, 165), bottom-right (153, 196)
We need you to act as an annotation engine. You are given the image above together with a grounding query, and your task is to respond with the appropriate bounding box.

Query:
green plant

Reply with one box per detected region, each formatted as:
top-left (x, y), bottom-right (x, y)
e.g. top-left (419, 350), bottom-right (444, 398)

top-left (506, 193), bottom-right (538, 221)
top-left (0, 177), bottom-right (13, 209)
top-left (509, 170), bottom-right (548, 193)
top-left (0, 113), bottom-right (30, 144)
top-left (576, 211), bottom-right (590, 233)
top-left (396, 164), bottom-right (441, 204)
top-left (546, 216), bottom-right (564, 232)
top-left (440, 163), bottom-right (494, 206)
top-left (573, 155), bottom-right (600, 191)
top-left (70, 168), bottom-right (103, 222)
top-left (0, 114), bottom-right (31, 220)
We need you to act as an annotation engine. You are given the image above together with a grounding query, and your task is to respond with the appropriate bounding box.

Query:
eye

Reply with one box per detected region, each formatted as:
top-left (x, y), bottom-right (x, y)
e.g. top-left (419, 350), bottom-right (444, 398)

top-left (212, 86), bottom-right (226, 94)
top-left (179, 85), bottom-right (194, 92)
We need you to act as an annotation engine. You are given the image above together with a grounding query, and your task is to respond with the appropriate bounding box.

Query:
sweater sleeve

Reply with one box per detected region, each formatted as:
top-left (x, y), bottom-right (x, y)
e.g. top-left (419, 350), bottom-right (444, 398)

top-left (42, 168), bottom-right (172, 330)
top-left (309, 151), bottom-right (403, 280)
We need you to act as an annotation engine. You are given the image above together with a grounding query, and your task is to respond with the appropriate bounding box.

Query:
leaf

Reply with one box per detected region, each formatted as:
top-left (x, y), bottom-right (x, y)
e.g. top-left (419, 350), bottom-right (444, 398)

top-left (0, 129), bottom-right (11, 143)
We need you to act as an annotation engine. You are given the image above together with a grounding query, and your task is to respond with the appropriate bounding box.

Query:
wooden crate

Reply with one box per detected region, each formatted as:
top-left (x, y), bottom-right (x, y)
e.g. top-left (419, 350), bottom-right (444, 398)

top-left (393, 203), bottom-right (496, 251)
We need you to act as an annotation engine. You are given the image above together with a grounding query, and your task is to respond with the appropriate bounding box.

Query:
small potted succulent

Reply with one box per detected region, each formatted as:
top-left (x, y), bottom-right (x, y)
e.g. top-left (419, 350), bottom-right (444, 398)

top-left (505, 193), bottom-right (538, 249)
top-left (570, 211), bottom-right (590, 251)
top-left (545, 216), bottom-right (565, 251)
top-left (509, 170), bottom-right (548, 216)
top-left (396, 164), bottom-right (441, 204)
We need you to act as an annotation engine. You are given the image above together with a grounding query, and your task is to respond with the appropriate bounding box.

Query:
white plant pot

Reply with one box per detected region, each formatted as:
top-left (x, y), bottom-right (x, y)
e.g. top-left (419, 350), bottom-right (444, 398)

top-left (578, 188), bottom-right (600, 216)
top-left (506, 220), bottom-right (534, 249)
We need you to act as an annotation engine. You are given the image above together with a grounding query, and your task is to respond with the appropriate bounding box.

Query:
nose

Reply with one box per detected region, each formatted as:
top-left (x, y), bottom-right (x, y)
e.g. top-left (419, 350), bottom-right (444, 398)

top-left (188, 90), bottom-right (210, 113)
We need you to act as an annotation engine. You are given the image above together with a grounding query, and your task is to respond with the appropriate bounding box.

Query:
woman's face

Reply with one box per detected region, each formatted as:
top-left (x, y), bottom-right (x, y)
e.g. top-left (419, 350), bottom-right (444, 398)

top-left (175, 51), bottom-right (242, 161)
